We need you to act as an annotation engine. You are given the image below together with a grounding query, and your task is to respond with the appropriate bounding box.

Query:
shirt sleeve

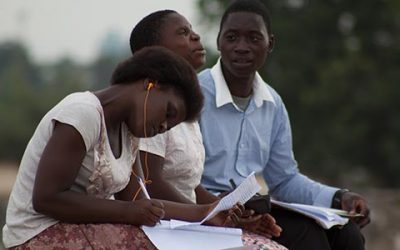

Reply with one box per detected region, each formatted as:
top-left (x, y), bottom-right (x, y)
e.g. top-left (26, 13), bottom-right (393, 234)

top-left (139, 132), bottom-right (168, 158)
top-left (51, 102), bottom-right (101, 152)
top-left (263, 99), bottom-right (338, 207)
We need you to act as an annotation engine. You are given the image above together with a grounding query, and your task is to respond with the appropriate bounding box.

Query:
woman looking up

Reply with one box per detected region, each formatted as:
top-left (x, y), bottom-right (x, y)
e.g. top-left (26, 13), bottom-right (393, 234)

top-left (130, 10), bottom-right (209, 204)
top-left (130, 10), bottom-right (287, 250)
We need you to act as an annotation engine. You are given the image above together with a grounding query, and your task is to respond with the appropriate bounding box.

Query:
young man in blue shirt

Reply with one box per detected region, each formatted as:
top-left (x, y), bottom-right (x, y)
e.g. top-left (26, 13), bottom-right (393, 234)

top-left (198, 0), bottom-right (370, 249)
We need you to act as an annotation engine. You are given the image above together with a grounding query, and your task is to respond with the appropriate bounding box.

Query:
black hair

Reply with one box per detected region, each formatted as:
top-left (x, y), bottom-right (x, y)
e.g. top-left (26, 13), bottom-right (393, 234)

top-left (218, 0), bottom-right (272, 37)
top-left (130, 10), bottom-right (177, 54)
top-left (110, 46), bottom-right (203, 122)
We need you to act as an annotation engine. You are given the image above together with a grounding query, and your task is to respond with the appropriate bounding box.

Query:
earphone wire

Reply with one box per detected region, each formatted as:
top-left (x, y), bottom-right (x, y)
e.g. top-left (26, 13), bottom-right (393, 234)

top-left (131, 83), bottom-right (153, 201)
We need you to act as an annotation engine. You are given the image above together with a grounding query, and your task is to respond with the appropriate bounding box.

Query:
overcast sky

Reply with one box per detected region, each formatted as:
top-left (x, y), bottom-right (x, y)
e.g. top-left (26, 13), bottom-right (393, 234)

top-left (0, 0), bottom-right (201, 63)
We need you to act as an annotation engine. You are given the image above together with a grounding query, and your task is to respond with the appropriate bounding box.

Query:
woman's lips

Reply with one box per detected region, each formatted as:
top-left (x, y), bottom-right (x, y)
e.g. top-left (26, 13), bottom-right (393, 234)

top-left (193, 48), bottom-right (206, 56)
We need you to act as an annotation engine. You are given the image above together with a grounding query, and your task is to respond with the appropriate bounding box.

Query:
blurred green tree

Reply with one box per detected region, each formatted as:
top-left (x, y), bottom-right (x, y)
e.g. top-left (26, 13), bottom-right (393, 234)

top-left (0, 42), bottom-right (87, 160)
top-left (0, 42), bottom-right (43, 160)
top-left (0, 38), bottom-right (127, 162)
top-left (89, 30), bottom-right (130, 89)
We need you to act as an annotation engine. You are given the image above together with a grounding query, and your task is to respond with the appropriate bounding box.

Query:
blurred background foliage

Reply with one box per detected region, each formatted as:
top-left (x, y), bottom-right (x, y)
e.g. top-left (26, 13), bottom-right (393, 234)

top-left (0, 0), bottom-right (399, 188)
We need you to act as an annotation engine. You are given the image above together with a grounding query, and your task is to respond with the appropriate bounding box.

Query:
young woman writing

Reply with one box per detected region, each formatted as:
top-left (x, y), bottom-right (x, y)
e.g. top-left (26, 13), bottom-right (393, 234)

top-left (2, 46), bottom-right (219, 249)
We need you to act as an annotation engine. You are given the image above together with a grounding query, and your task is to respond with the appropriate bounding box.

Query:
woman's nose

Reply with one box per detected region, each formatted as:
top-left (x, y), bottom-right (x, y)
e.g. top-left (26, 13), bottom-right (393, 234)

top-left (191, 31), bottom-right (200, 41)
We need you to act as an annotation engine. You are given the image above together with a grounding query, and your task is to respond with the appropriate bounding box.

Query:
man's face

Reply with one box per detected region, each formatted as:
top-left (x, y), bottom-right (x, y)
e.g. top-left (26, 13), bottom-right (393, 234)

top-left (217, 12), bottom-right (273, 78)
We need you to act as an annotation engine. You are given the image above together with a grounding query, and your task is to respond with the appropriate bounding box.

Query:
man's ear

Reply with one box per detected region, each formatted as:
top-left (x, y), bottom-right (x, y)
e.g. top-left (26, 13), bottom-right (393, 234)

top-left (268, 34), bottom-right (275, 53)
top-left (216, 32), bottom-right (221, 51)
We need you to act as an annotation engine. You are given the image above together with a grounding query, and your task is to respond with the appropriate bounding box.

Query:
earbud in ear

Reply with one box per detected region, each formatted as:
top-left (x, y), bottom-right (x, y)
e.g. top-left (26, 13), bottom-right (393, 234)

top-left (147, 82), bottom-right (155, 91)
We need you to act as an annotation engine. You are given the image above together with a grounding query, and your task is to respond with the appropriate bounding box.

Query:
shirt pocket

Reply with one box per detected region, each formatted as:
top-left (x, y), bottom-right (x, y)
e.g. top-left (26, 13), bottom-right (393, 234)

top-left (202, 121), bottom-right (236, 159)
top-left (249, 140), bottom-right (270, 172)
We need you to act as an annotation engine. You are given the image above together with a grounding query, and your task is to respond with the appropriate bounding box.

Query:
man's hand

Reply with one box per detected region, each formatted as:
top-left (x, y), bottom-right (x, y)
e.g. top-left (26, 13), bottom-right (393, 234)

top-left (341, 191), bottom-right (371, 228)
top-left (229, 203), bottom-right (282, 238)
top-left (205, 202), bottom-right (244, 227)
top-left (235, 212), bottom-right (282, 238)
top-left (204, 202), bottom-right (282, 238)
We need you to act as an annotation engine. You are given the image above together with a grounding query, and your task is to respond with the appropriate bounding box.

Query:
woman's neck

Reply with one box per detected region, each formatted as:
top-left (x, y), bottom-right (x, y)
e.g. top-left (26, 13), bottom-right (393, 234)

top-left (94, 84), bottom-right (135, 158)
top-left (94, 85), bottom-right (130, 131)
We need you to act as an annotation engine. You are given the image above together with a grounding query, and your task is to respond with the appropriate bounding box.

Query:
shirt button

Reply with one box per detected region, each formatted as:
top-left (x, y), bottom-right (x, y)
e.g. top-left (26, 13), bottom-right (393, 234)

top-left (240, 143), bottom-right (245, 148)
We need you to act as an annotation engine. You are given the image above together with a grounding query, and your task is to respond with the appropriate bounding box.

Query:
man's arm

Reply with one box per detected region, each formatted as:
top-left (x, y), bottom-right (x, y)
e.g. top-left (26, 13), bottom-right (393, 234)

top-left (263, 100), bottom-right (338, 207)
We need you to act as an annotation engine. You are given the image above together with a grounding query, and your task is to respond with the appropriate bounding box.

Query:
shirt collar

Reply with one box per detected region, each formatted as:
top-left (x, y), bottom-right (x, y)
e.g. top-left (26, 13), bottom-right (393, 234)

top-left (210, 58), bottom-right (276, 108)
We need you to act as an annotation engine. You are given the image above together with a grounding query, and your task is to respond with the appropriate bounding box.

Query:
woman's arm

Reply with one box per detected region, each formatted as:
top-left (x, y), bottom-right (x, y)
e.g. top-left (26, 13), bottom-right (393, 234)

top-left (32, 122), bottom-right (164, 226)
top-left (160, 200), bottom-right (214, 222)
top-left (139, 151), bottom-right (194, 204)
top-left (118, 157), bottom-right (217, 222)
top-left (195, 185), bottom-right (220, 204)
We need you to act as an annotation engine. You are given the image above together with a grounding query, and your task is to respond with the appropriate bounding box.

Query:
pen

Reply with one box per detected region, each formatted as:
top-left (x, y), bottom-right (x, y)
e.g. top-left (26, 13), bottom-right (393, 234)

top-left (137, 177), bottom-right (162, 225)
top-left (229, 178), bottom-right (237, 190)
top-left (137, 176), bottom-right (151, 199)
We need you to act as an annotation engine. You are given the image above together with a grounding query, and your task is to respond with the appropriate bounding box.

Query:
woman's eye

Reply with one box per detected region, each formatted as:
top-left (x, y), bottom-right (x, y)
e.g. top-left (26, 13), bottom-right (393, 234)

top-left (178, 28), bottom-right (190, 36)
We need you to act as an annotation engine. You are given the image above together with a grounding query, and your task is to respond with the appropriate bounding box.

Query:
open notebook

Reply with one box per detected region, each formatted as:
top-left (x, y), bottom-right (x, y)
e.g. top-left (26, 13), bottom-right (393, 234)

top-left (141, 172), bottom-right (261, 250)
top-left (142, 220), bottom-right (243, 250)
top-left (271, 199), bottom-right (363, 229)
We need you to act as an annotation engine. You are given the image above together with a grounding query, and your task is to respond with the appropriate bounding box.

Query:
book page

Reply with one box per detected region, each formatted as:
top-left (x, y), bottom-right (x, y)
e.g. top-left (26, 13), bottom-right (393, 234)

top-left (170, 172), bottom-right (261, 228)
top-left (170, 219), bottom-right (242, 235)
top-left (142, 220), bottom-right (243, 250)
top-left (271, 200), bottom-right (349, 229)
top-left (200, 172), bottom-right (261, 223)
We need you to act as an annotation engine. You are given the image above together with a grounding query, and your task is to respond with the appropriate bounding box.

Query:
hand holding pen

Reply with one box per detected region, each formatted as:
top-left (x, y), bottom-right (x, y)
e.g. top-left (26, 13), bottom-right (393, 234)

top-left (130, 176), bottom-right (164, 225)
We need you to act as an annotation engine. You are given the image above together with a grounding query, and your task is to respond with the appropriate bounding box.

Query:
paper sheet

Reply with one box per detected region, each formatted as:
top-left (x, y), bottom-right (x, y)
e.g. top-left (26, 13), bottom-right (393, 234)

top-left (170, 219), bottom-right (242, 235)
top-left (170, 172), bottom-right (261, 228)
top-left (141, 172), bottom-right (260, 249)
top-left (142, 172), bottom-right (261, 250)
top-left (202, 172), bottom-right (260, 221)
top-left (142, 220), bottom-right (243, 250)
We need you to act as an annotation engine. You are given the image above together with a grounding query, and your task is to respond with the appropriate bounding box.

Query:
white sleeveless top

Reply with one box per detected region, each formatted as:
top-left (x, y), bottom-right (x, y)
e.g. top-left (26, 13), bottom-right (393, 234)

top-left (139, 122), bottom-right (205, 203)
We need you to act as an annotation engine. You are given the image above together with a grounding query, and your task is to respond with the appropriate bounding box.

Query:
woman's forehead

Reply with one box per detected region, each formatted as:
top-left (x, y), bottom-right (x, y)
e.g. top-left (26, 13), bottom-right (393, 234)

top-left (162, 13), bottom-right (190, 29)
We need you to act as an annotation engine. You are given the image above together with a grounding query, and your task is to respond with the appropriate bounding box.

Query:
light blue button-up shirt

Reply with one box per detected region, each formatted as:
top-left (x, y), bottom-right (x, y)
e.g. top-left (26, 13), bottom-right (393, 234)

top-left (198, 60), bottom-right (338, 207)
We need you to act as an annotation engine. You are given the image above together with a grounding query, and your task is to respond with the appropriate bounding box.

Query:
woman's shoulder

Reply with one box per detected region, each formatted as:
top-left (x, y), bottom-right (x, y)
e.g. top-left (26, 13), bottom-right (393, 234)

top-left (51, 91), bottom-right (102, 121)
top-left (46, 91), bottom-right (103, 150)
top-left (60, 91), bottom-right (101, 108)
